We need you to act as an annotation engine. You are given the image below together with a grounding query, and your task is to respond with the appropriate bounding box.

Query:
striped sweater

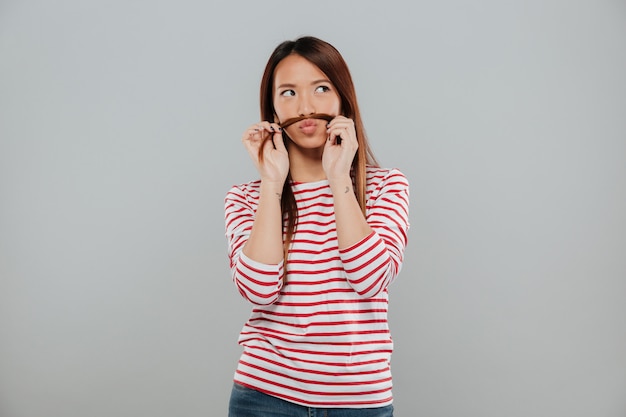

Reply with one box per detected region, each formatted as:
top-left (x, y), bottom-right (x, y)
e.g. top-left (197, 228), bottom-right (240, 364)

top-left (224, 166), bottom-right (410, 408)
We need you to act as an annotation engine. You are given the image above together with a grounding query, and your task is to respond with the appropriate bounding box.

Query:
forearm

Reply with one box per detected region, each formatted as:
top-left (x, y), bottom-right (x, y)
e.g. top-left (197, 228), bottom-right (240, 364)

top-left (330, 169), bottom-right (410, 298)
top-left (242, 180), bottom-right (285, 264)
top-left (339, 232), bottom-right (397, 298)
top-left (232, 252), bottom-right (283, 305)
top-left (329, 176), bottom-right (372, 250)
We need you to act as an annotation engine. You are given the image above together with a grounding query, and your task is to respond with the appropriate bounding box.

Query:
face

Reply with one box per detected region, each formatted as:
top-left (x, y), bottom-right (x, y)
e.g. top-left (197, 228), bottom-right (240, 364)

top-left (273, 54), bottom-right (341, 150)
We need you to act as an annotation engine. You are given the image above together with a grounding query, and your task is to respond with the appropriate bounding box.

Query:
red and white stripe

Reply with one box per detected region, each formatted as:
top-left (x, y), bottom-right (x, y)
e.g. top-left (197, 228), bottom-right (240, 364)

top-left (224, 166), bottom-right (409, 408)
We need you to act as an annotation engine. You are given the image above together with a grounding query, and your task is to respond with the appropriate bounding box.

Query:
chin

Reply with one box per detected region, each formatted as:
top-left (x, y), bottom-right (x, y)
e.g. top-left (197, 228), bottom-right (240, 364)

top-left (287, 135), bottom-right (326, 149)
top-left (292, 141), bottom-right (326, 151)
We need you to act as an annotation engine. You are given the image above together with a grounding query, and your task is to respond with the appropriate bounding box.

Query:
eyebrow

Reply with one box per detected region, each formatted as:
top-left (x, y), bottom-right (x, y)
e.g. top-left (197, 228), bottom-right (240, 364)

top-left (276, 79), bottom-right (331, 90)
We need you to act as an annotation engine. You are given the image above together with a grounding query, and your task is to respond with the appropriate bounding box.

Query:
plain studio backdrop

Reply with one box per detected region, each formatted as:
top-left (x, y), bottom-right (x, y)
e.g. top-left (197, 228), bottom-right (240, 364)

top-left (1, 1), bottom-right (625, 416)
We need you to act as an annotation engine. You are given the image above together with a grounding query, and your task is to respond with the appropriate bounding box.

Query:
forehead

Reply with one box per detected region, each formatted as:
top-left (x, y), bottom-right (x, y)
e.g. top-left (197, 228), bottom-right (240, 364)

top-left (273, 54), bottom-right (328, 86)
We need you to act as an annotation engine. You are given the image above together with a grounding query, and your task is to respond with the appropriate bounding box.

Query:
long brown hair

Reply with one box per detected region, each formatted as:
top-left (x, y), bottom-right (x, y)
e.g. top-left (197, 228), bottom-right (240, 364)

top-left (259, 36), bottom-right (379, 271)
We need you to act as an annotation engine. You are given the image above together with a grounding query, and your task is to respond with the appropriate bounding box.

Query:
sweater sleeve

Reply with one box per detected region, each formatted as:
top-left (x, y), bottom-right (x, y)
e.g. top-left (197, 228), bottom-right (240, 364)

top-left (224, 184), bottom-right (284, 305)
top-left (339, 169), bottom-right (410, 298)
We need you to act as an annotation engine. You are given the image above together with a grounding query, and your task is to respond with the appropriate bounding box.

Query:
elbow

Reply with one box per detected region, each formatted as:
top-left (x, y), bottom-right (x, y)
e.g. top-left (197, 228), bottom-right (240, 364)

top-left (236, 284), bottom-right (281, 305)
top-left (231, 254), bottom-right (284, 305)
top-left (348, 259), bottom-right (398, 299)
top-left (348, 262), bottom-right (397, 299)
top-left (234, 275), bottom-right (282, 305)
top-left (353, 275), bottom-right (392, 299)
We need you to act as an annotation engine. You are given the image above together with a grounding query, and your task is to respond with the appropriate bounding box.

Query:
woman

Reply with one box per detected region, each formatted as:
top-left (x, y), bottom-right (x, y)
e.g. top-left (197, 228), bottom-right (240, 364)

top-left (225, 36), bottom-right (409, 417)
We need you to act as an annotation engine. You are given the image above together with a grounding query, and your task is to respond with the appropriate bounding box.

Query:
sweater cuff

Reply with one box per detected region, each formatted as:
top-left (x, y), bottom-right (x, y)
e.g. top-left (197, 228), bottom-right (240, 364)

top-left (238, 252), bottom-right (284, 275)
top-left (338, 231), bottom-right (376, 256)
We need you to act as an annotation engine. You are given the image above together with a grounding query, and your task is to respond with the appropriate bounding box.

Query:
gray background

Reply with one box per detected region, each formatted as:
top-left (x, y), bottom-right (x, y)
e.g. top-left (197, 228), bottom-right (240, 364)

top-left (1, 1), bottom-right (625, 416)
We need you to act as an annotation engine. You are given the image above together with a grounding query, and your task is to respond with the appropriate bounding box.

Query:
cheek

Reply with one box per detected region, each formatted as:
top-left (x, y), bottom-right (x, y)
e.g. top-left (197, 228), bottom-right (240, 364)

top-left (272, 100), bottom-right (289, 121)
top-left (275, 110), bottom-right (288, 124)
top-left (331, 95), bottom-right (342, 114)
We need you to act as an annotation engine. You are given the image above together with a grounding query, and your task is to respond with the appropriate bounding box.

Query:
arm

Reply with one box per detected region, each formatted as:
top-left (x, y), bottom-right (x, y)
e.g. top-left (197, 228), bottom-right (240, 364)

top-left (239, 121), bottom-right (289, 265)
top-left (225, 121), bottom-right (289, 305)
top-left (324, 116), bottom-right (373, 249)
top-left (242, 180), bottom-right (285, 264)
top-left (225, 184), bottom-right (284, 305)
top-left (336, 169), bottom-right (410, 298)
top-left (323, 118), bottom-right (409, 298)
top-left (329, 176), bottom-right (373, 249)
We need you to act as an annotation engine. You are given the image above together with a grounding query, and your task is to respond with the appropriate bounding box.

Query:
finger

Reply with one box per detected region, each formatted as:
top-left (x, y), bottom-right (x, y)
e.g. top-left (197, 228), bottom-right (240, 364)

top-left (272, 130), bottom-right (287, 153)
top-left (268, 122), bottom-right (285, 144)
top-left (324, 132), bottom-right (336, 150)
top-left (244, 130), bottom-right (268, 148)
top-left (261, 134), bottom-right (276, 152)
top-left (243, 123), bottom-right (265, 142)
top-left (326, 125), bottom-right (353, 138)
top-left (256, 122), bottom-right (285, 144)
top-left (326, 116), bottom-right (353, 130)
top-left (269, 122), bottom-right (283, 138)
top-left (327, 126), bottom-right (350, 145)
top-left (269, 122), bottom-right (282, 132)
top-left (256, 131), bottom-right (276, 162)
top-left (327, 120), bottom-right (353, 137)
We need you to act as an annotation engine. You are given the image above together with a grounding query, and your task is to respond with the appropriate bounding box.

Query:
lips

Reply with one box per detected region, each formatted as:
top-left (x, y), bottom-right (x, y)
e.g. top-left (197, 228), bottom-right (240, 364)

top-left (300, 119), bottom-right (318, 128)
top-left (299, 119), bottom-right (319, 134)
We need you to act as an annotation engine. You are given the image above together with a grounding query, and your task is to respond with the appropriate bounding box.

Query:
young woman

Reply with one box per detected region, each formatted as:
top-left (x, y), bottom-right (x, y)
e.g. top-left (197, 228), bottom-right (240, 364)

top-left (225, 36), bottom-right (409, 417)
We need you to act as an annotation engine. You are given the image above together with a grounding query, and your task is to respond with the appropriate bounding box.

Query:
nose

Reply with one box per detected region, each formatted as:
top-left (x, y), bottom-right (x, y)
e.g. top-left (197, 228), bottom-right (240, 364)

top-left (297, 93), bottom-right (315, 116)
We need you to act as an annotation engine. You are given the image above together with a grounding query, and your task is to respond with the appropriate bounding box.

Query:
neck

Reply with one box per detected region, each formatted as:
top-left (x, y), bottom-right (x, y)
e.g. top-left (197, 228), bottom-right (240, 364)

top-left (288, 148), bottom-right (326, 183)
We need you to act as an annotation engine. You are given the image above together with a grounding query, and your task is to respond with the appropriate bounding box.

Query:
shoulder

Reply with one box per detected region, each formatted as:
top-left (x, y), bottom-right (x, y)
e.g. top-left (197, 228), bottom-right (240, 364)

top-left (366, 166), bottom-right (409, 191)
top-left (225, 179), bottom-right (262, 205)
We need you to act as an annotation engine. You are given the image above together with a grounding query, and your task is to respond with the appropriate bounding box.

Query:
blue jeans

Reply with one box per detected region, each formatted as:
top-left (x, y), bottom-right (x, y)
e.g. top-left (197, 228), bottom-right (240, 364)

top-left (228, 383), bottom-right (394, 417)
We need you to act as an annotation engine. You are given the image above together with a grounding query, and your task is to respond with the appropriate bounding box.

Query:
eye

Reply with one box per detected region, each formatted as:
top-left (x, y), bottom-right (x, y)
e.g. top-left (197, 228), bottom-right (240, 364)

top-left (280, 89), bottom-right (295, 97)
top-left (315, 85), bottom-right (330, 93)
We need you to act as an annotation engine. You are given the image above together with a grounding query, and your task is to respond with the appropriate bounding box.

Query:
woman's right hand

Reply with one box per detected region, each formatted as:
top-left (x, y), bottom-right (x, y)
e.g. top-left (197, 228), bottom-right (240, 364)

top-left (242, 121), bottom-right (289, 184)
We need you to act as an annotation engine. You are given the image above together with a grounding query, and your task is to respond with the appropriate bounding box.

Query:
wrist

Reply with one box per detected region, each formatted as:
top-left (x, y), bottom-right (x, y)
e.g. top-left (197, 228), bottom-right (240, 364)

top-left (328, 176), bottom-right (353, 195)
top-left (260, 179), bottom-right (285, 198)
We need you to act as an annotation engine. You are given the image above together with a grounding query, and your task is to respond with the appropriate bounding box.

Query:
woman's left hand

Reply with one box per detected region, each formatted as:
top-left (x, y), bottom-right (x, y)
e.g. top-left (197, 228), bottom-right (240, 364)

top-left (322, 116), bottom-right (358, 182)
